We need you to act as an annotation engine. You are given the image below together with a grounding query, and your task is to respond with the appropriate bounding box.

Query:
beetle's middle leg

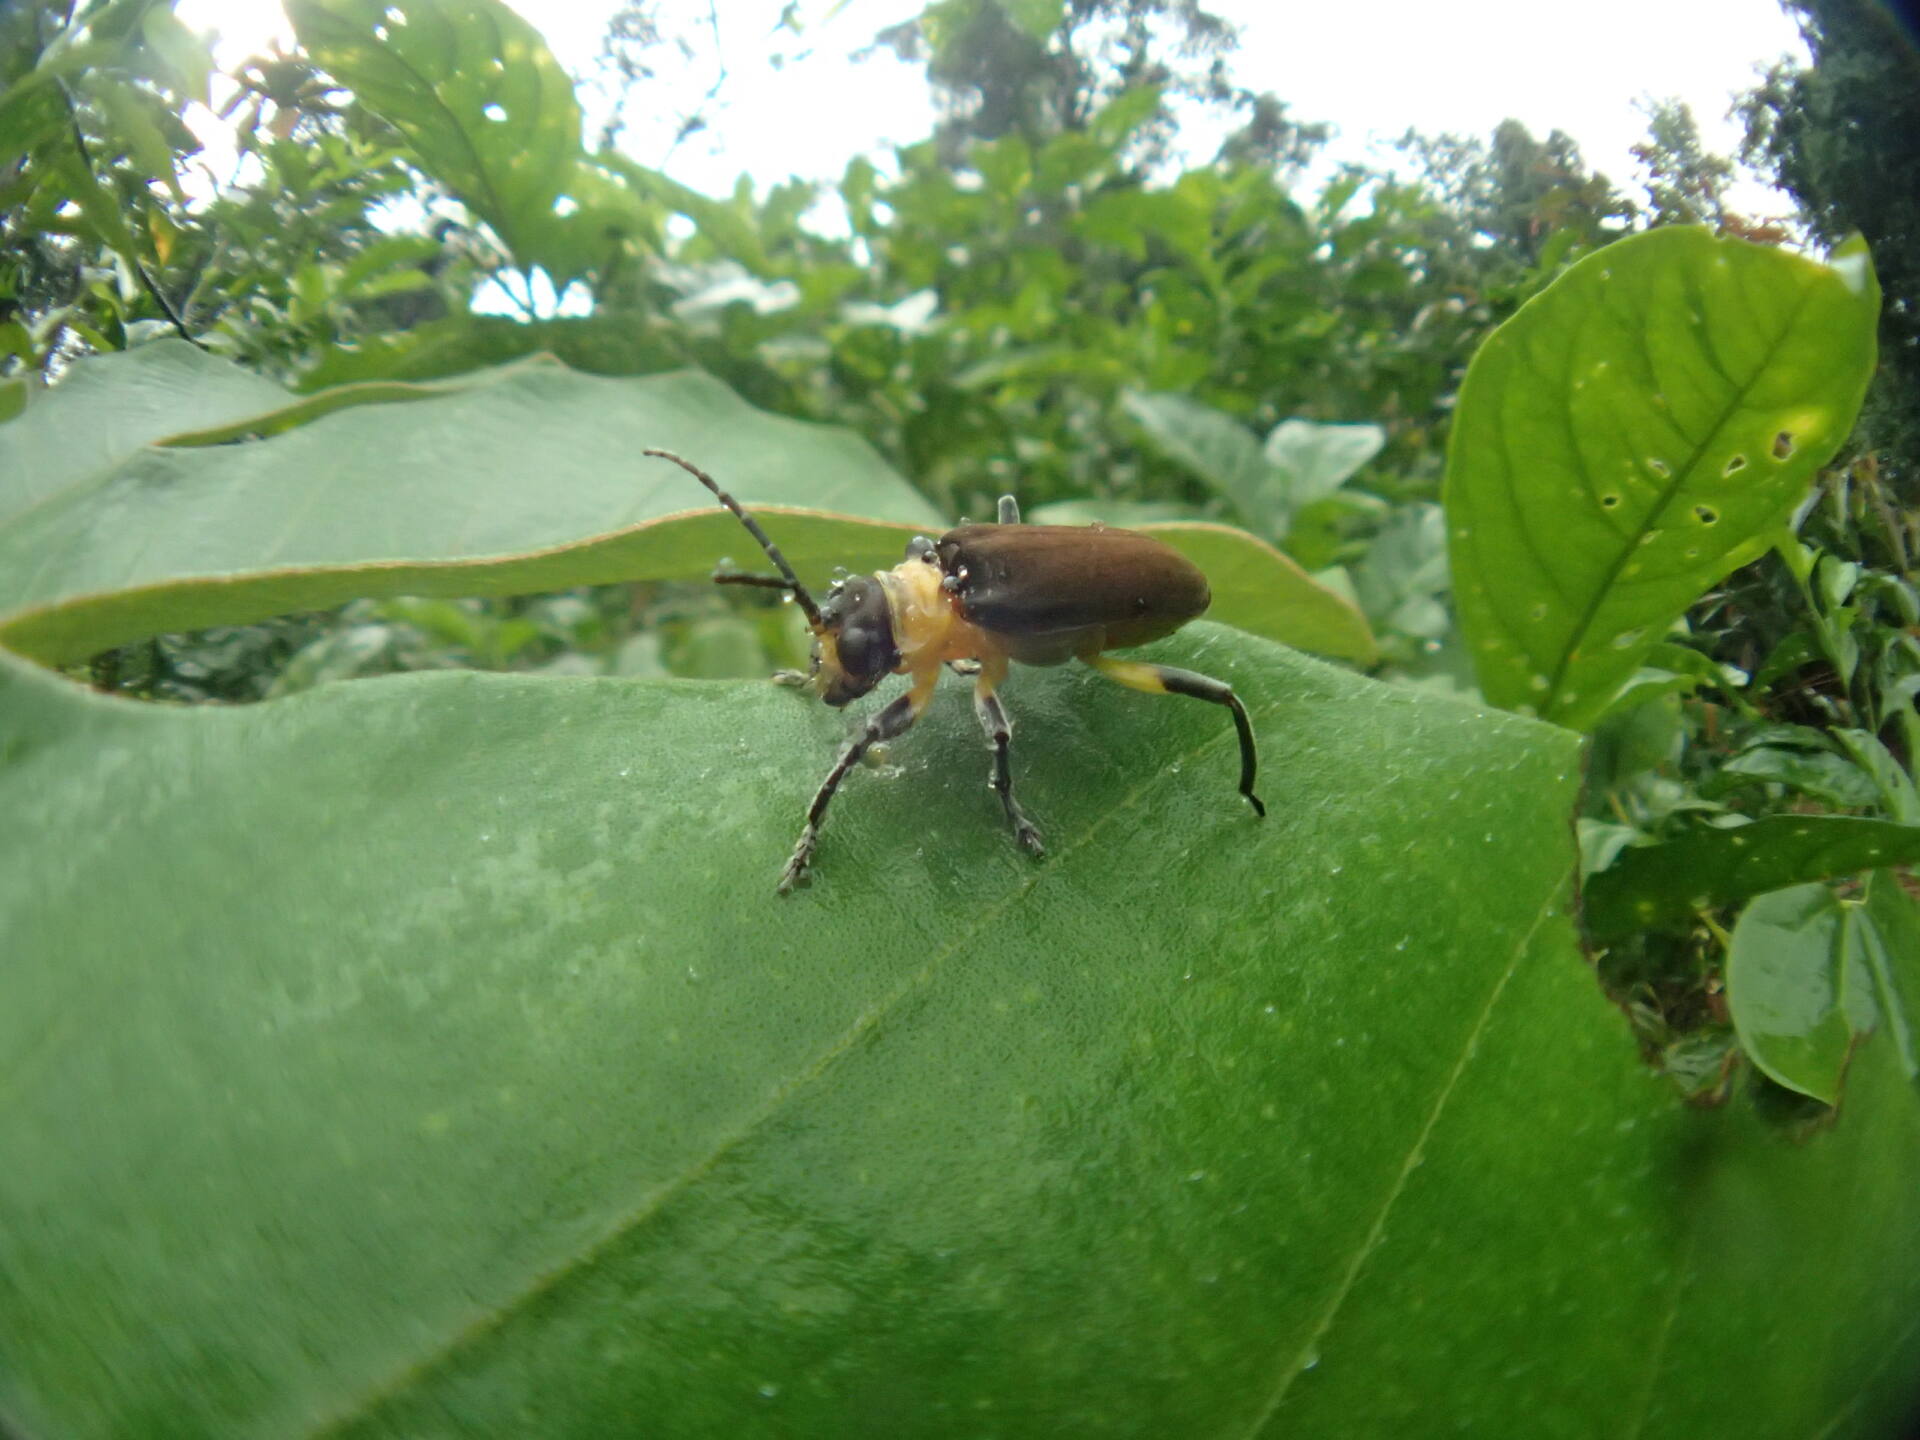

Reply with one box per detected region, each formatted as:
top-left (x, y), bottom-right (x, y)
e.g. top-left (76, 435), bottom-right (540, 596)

top-left (972, 662), bottom-right (1045, 858)
top-left (780, 684), bottom-right (929, 894)
top-left (1082, 655), bottom-right (1266, 817)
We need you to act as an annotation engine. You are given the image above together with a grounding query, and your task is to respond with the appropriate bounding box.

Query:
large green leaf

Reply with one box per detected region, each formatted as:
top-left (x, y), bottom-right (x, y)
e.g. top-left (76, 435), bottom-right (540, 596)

top-left (0, 349), bottom-right (940, 664)
top-left (0, 340), bottom-right (285, 525)
top-left (0, 345), bottom-right (1369, 667)
top-left (287, 0), bottom-right (629, 281)
top-left (1129, 522), bottom-right (1377, 664)
top-left (5, 632), bottom-right (1918, 1436)
top-left (1584, 813), bottom-right (1920, 941)
top-left (1446, 227), bottom-right (1880, 731)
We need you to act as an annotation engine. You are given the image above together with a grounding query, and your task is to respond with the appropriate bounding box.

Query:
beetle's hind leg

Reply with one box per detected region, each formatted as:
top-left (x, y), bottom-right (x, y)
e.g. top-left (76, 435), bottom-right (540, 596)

top-left (972, 671), bottom-right (1045, 858)
top-left (1083, 656), bottom-right (1266, 818)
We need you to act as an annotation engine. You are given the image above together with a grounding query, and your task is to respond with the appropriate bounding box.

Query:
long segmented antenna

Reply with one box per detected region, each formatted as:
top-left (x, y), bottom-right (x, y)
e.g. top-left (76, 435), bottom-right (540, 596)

top-left (642, 448), bottom-right (824, 629)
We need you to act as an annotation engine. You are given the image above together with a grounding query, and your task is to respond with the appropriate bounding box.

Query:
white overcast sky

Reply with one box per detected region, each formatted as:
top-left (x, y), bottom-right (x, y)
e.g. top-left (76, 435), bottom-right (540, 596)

top-left (175, 0), bottom-right (1809, 215)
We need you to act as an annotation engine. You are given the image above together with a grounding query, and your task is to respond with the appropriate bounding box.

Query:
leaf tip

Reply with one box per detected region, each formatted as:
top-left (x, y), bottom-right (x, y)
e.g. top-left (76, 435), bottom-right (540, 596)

top-left (1829, 234), bottom-right (1874, 297)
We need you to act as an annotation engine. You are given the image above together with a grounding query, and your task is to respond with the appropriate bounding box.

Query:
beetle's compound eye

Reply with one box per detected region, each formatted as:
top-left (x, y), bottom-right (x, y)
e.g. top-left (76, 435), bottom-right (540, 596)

top-left (838, 620), bottom-right (885, 673)
top-left (817, 576), bottom-right (900, 706)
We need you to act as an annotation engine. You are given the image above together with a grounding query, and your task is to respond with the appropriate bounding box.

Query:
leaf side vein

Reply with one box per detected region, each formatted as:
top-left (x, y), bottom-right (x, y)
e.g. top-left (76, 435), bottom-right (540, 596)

top-left (1241, 877), bottom-right (1565, 1438)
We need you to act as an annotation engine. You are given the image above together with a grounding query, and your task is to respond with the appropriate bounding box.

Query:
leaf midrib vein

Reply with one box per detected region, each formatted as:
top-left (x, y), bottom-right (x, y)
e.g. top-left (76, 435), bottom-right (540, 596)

top-left (1239, 876), bottom-right (1566, 1438)
top-left (1620, 1228), bottom-right (1694, 1440)
top-left (1808, 1309), bottom-right (1920, 1440)
top-left (1541, 279), bottom-right (1816, 716)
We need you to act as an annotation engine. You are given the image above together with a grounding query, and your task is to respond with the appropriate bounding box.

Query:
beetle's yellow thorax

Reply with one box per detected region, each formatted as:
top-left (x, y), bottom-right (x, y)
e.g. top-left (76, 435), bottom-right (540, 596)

top-left (878, 559), bottom-right (986, 671)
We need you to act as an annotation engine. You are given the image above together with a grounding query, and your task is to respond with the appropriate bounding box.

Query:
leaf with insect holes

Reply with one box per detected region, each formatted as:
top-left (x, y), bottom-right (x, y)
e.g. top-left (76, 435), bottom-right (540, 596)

top-left (1446, 227), bottom-right (1879, 731)
top-left (5, 627), bottom-right (1920, 1437)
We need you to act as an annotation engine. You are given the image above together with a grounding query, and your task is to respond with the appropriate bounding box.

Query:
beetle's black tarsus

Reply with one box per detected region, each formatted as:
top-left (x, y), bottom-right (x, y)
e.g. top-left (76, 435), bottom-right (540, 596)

top-left (973, 685), bottom-right (1045, 857)
top-left (1156, 667), bottom-right (1266, 817)
top-left (1086, 657), bottom-right (1265, 818)
top-left (643, 448), bottom-right (825, 629)
top-left (780, 689), bottom-right (924, 894)
top-left (997, 494), bottom-right (1022, 525)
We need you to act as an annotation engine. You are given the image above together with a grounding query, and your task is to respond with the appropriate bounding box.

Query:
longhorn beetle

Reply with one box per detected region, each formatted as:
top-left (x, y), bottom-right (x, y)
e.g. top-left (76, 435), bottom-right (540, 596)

top-left (642, 449), bottom-right (1265, 893)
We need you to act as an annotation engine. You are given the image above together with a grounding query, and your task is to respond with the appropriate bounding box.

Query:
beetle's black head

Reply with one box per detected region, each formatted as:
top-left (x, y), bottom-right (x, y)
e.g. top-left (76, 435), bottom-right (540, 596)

top-left (813, 575), bottom-right (899, 706)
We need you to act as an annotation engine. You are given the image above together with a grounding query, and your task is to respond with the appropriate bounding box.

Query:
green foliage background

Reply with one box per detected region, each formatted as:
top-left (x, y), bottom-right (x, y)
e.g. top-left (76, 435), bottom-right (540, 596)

top-left (3, 0), bottom-right (1919, 1435)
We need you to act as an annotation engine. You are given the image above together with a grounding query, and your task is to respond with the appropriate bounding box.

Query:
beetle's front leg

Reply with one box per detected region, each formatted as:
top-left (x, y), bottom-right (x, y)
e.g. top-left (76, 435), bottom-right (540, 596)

top-left (780, 688), bottom-right (925, 894)
top-left (973, 678), bottom-right (1045, 858)
top-left (711, 571), bottom-right (814, 687)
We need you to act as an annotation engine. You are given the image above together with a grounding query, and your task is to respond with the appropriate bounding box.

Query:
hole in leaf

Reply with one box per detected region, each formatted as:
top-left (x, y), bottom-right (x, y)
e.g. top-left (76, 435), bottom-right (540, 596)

top-left (1694, 505), bottom-right (1720, 525)
top-left (384, 5), bottom-right (407, 23)
top-left (1774, 431), bottom-right (1796, 459)
top-left (1723, 454), bottom-right (1747, 476)
top-left (1600, 493), bottom-right (1621, 509)
top-left (1646, 457), bottom-right (1671, 477)
top-left (372, 23), bottom-right (388, 39)
top-left (552, 194), bottom-right (579, 217)
top-left (483, 102), bottom-right (508, 122)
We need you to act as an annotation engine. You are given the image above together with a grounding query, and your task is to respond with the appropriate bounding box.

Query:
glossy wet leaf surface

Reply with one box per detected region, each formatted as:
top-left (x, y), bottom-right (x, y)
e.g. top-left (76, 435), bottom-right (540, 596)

top-left (1446, 227), bottom-right (1879, 731)
top-left (4, 632), bottom-right (1919, 1438)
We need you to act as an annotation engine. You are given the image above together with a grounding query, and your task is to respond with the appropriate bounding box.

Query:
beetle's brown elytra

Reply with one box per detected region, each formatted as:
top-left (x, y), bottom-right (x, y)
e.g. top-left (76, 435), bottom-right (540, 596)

top-left (641, 450), bottom-right (1265, 893)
